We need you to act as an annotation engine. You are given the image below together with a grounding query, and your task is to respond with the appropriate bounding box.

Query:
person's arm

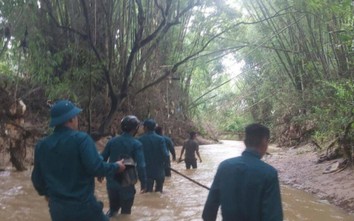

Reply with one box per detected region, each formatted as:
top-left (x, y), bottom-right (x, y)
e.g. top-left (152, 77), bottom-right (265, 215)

top-left (78, 134), bottom-right (124, 177)
top-left (31, 142), bottom-right (47, 196)
top-left (135, 142), bottom-right (147, 192)
top-left (160, 138), bottom-right (169, 166)
top-left (97, 140), bottom-right (111, 182)
top-left (100, 140), bottom-right (111, 162)
top-left (261, 171), bottom-right (283, 221)
top-left (167, 137), bottom-right (176, 161)
top-left (162, 138), bottom-right (169, 157)
top-left (196, 143), bottom-right (202, 163)
top-left (202, 165), bottom-right (221, 221)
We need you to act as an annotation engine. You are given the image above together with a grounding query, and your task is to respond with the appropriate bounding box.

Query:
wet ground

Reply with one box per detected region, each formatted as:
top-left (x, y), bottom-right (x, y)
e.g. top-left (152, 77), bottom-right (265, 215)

top-left (266, 144), bottom-right (354, 214)
top-left (1, 140), bottom-right (353, 220)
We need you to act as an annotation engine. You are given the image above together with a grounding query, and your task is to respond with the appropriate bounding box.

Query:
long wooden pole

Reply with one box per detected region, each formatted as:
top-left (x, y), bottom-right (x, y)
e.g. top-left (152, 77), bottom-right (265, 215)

top-left (169, 167), bottom-right (210, 190)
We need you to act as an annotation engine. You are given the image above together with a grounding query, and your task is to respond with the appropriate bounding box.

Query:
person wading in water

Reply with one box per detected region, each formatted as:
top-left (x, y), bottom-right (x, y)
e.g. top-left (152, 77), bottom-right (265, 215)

top-left (179, 131), bottom-right (202, 169)
top-left (31, 100), bottom-right (125, 221)
top-left (138, 119), bottom-right (169, 192)
top-left (155, 126), bottom-right (176, 177)
top-left (202, 123), bottom-right (283, 221)
top-left (101, 115), bottom-right (147, 217)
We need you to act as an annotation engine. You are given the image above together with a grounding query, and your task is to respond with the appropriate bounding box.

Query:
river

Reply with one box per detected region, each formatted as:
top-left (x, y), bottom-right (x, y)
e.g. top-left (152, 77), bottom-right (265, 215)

top-left (0, 140), bottom-right (353, 220)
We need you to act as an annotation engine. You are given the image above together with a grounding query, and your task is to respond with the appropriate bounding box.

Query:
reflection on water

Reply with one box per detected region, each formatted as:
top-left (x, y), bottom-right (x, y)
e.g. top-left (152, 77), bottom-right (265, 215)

top-left (0, 140), bottom-right (353, 220)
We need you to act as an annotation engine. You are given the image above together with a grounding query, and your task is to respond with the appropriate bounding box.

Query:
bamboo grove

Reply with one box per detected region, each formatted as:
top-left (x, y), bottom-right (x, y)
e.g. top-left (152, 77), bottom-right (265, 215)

top-left (0, 0), bottom-right (354, 162)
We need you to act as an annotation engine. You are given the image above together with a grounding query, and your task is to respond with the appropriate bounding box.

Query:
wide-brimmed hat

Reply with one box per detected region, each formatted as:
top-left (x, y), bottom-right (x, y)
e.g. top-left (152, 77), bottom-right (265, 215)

top-left (49, 100), bottom-right (82, 127)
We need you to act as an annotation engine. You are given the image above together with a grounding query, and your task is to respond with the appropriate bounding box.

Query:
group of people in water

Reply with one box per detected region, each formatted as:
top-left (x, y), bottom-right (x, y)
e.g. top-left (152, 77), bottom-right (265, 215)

top-left (31, 99), bottom-right (283, 221)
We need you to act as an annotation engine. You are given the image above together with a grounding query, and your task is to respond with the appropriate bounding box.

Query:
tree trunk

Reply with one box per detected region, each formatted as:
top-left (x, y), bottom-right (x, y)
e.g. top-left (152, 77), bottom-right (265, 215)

top-left (9, 139), bottom-right (27, 171)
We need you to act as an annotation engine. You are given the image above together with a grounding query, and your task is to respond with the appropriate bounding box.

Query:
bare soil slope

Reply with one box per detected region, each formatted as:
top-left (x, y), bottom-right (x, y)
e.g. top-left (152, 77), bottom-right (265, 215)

top-left (266, 145), bottom-right (354, 213)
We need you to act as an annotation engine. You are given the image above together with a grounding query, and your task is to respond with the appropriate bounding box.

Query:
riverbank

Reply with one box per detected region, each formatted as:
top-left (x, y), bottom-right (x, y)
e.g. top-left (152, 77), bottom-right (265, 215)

top-left (265, 145), bottom-right (354, 214)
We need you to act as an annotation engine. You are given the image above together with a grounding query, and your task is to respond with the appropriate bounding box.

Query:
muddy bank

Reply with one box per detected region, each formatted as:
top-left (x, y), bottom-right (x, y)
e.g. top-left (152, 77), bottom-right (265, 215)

top-left (265, 145), bottom-right (354, 214)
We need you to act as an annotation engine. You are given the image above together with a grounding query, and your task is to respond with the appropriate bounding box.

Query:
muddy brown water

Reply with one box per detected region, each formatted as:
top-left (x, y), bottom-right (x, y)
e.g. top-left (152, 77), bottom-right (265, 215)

top-left (0, 140), bottom-right (353, 221)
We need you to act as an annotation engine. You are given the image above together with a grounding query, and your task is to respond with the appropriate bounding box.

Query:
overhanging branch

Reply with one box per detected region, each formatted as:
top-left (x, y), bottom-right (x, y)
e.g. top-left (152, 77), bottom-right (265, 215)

top-left (43, 0), bottom-right (88, 39)
top-left (136, 7), bottom-right (293, 95)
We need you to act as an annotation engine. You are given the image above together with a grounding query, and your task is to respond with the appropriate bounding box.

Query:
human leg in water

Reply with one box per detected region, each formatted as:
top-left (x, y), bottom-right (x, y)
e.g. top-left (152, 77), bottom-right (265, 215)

top-left (107, 188), bottom-right (121, 217)
top-left (164, 157), bottom-right (172, 177)
top-left (155, 177), bottom-right (165, 193)
top-left (146, 178), bottom-right (155, 192)
top-left (119, 186), bottom-right (136, 214)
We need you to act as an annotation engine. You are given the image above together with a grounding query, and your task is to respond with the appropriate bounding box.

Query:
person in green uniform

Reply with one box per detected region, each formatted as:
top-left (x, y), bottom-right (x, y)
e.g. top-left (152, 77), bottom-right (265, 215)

top-left (31, 100), bottom-right (125, 221)
top-left (179, 131), bottom-right (202, 169)
top-left (202, 123), bottom-right (283, 221)
top-left (138, 119), bottom-right (169, 192)
top-left (155, 126), bottom-right (176, 177)
top-left (101, 115), bottom-right (147, 217)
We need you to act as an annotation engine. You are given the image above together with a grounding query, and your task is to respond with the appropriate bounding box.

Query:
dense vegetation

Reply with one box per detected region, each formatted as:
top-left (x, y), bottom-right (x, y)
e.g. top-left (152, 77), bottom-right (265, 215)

top-left (0, 0), bottom-right (354, 169)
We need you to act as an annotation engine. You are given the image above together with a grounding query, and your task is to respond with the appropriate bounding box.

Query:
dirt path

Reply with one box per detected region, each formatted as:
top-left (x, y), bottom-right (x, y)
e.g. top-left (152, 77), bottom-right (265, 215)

top-left (265, 145), bottom-right (354, 213)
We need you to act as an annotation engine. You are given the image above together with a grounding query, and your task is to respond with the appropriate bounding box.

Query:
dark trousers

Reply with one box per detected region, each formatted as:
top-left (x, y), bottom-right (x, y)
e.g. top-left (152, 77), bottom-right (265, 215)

top-left (185, 159), bottom-right (197, 169)
top-left (107, 186), bottom-right (135, 215)
top-left (49, 197), bottom-right (108, 221)
top-left (146, 177), bottom-right (165, 192)
top-left (165, 157), bottom-right (172, 177)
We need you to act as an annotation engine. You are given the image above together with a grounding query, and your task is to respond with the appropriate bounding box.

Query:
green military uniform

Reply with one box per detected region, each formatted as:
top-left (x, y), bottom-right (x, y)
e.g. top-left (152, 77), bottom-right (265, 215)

top-left (163, 135), bottom-right (175, 176)
top-left (202, 148), bottom-right (283, 221)
top-left (32, 126), bottom-right (119, 221)
top-left (138, 131), bottom-right (169, 192)
top-left (101, 132), bottom-right (147, 215)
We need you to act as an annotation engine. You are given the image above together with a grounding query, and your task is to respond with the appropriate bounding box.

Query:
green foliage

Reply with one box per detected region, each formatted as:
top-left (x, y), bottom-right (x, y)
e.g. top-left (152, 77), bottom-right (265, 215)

top-left (0, 61), bottom-right (13, 77)
top-left (0, 0), bottom-right (353, 145)
top-left (312, 80), bottom-right (354, 142)
top-left (227, 0), bottom-right (354, 145)
top-left (46, 82), bottom-right (77, 101)
top-left (224, 114), bottom-right (252, 132)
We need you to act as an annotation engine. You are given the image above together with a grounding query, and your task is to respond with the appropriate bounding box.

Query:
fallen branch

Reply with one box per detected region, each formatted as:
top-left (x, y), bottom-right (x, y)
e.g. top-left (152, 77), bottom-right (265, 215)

top-left (326, 137), bottom-right (339, 157)
top-left (310, 140), bottom-right (321, 150)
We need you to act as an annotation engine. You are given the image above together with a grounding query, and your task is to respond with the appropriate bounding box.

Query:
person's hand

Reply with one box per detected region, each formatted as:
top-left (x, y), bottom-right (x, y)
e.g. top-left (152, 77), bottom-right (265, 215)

top-left (97, 176), bottom-right (104, 183)
top-left (116, 159), bottom-right (125, 173)
top-left (140, 189), bottom-right (147, 194)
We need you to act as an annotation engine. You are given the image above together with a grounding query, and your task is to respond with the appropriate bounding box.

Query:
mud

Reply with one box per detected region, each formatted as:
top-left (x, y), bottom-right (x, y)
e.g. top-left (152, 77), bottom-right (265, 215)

top-left (265, 145), bottom-right (354, 214)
